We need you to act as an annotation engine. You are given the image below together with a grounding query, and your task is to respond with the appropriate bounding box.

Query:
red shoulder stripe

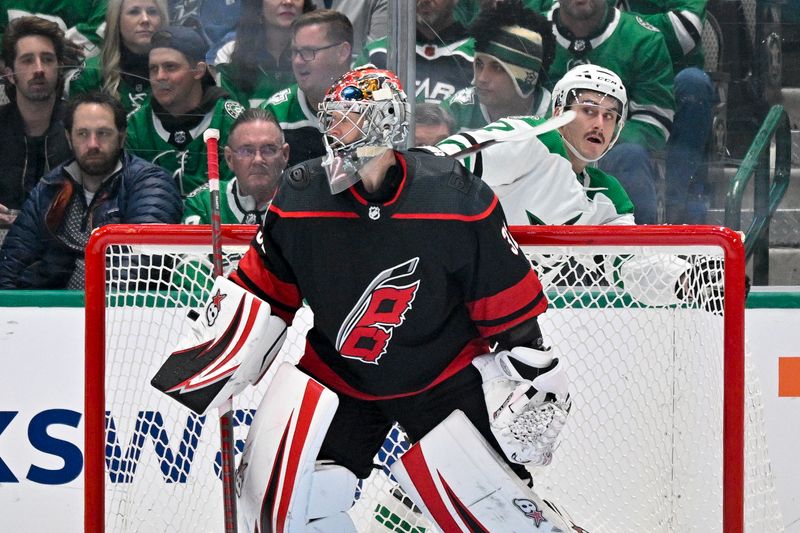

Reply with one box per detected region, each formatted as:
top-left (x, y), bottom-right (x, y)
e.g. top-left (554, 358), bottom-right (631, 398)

top-left (391, 195), bottom-right (498, 221)
top-left (269, 204), bottom-right (359, 219)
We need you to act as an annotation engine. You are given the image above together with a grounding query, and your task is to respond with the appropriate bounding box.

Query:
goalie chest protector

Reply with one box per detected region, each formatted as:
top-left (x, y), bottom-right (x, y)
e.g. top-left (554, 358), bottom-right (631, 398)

top-left (234, 150), bottom-right (547, 399)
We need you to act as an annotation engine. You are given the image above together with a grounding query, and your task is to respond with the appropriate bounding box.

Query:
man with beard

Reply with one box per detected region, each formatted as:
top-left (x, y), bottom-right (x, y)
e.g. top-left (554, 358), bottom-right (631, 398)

top-left (125, 25), bottom-right (244, 196)
top-left (0, 16), bottom-right (74, 226)
top-left (0, 91), bottom-right (182, 289)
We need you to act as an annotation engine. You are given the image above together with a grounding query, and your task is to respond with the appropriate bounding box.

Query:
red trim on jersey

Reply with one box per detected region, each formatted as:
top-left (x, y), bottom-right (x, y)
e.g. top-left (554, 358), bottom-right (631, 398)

top-left (275, 380), bottom-right (324, 531)
top-left (391, 195), bottom-right (499, 222)
top-left (298, 337), bottom-right (489, 400)
top-left (269, 204), bottom-right (359, 219)
top-left (348, 151), bottom-right (408, 207)
top-left (399, 445), bottom-right (465, 531)
top-left (231, 248), bottom-right (302, 323)
top-left (467, 269), bottom-right (548, 336)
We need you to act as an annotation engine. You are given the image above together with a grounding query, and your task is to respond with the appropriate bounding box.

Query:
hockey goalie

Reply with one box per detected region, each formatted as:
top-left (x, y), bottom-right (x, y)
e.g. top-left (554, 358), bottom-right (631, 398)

top-left (153, 67), bottom-right (586, 532)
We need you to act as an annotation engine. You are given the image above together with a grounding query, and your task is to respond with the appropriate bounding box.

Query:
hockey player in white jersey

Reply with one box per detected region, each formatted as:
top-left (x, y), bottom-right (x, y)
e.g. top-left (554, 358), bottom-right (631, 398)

top-left (435, 64), bottom-right (721, 312)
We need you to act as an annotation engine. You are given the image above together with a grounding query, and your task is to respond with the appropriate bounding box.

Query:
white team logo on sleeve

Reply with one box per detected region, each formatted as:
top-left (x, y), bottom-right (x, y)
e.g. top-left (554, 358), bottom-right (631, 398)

top-left (335, 258), bottom-right (421, 364)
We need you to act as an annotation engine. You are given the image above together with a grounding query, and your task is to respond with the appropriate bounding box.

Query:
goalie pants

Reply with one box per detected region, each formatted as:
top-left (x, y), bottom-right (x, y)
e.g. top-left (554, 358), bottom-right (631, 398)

top-left (308, 364), bottom-right (532, 483)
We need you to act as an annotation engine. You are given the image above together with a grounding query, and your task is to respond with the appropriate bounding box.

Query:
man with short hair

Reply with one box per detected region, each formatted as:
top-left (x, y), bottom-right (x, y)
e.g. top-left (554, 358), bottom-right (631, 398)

top-left (357, 0), bottom-right (475, 103)
top-left (125, 25), bottom-right (245, 196)
top-left (414, 102), bottom-right (455, 145)
top-left (262, 10), bottom-right (353, 166)
top-left (0, 16), bottom-right (73, 225)
top-left (183, 109), bottom-right (289, 225)
top-left (442, 0), bottom-right (555, 131)
top-left (0, 91), bottom-right (182, 289)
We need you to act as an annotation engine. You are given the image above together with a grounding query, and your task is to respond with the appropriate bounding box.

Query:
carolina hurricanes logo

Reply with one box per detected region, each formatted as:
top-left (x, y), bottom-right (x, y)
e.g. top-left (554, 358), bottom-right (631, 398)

top-left (335, 258), bottom-right (420, 364)
top-left (513, 498), bottom-right (546, 527)
top-left (206, 289), bottom-right (227, 326)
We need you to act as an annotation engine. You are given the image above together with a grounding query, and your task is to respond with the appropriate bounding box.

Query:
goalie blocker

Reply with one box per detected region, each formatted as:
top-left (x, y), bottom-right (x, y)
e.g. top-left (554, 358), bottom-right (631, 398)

top-left (151, 276), bottom-right (287, 414)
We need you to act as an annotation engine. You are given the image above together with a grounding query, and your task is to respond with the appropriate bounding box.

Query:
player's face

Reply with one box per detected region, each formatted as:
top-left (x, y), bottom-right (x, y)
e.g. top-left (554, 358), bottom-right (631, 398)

top-left (149, 48), bottom-right (205, 113)
top-left (291, 24), bottom-right (349, 96)
top-left (119, 0), bottom-right (163, 55)
top-left (262, 0), bottom-right (304, 30)
top-left (558, 90), bottom-right (622, 161)
top-left (224, 120), bottom-right (289, 205)
top-left (7, 35), bottom-right (59, 103)
top-left (69, 103), bottom-right (125, 178)
top-left (325, 109), bottom-right (366, 149)
top-left (474, 55), bottom-right (518, 107)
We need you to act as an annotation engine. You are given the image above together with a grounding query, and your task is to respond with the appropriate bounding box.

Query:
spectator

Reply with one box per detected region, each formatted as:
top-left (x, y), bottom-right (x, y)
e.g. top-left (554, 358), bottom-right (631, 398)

top-left (261, 9), bottom-right (352, 166)
top-left (545, 0), bottom-right (675, 224)
top-left (0, 16), bottom-right (73, 224)
top-left (168, 0), bottom-right (244, 58)
top-left (626, 0), bottom-right (714, 223)
top-left (0, 91), bottom-right (182, 289)
top-left (0, 1), bottom-right (106, 58)
top-left (356, 0), bottom-right (475, 104)
top-left (67, 0), bottom-right (169, 116)
top-left (414, 102), bottom-right (455, 145)
top-left (442, 0), bottom-right (555, 131)
top-left (213, 0), bottom-right (315, 107)
top-left (310, 0), bottom-right (387, 56)
top-left (126, 26), bottom-right (245, 196)
top-left (183, 108), bottom-right (288, 224)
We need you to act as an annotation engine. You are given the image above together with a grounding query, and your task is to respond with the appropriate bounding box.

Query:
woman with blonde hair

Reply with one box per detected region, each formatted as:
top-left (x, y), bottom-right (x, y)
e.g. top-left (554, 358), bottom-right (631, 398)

top-left (67, 0), bottom-right (168, 114)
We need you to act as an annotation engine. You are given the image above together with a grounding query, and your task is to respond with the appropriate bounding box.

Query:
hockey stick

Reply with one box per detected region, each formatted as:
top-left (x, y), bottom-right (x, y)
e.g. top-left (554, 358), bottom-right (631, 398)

top-left (204, 128), bottom-right (238, 533)
top-left (450, 110), bottom-right (576, 159)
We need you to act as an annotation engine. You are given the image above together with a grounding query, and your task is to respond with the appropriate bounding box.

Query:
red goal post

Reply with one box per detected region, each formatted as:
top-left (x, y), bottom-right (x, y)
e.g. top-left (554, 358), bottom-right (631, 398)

top-left (84, 224), bottom-right (768, 533)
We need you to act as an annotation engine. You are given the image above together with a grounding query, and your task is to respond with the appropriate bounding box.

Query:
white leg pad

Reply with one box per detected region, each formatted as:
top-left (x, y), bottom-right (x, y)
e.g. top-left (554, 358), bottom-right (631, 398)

top-left (308, 462), bottom-right (359, 519)
top-left (236, 363), bottom-right (339, 533)
top-left (390, 410), bottom-right (578, 532)
top-left (307, 513), bottom-right (358, 533)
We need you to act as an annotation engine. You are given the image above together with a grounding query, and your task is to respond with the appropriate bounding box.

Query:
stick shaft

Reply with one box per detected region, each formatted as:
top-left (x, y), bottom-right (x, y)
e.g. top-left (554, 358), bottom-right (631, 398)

top-left (205, 130), bottom-right (238, 533)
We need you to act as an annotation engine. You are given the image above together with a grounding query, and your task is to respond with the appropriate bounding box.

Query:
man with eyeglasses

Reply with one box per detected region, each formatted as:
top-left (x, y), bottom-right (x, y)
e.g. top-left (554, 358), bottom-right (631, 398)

top-left (125, 26), bottom-right (244, 196)
top-left (183, 109), bottom-right (289, 225)
top-left (261, 9), bottom-right (353, 166)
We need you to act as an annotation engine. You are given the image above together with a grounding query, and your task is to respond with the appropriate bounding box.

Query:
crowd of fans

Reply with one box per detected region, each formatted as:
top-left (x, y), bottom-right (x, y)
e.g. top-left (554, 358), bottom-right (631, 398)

top-left (0, 0), bottom-right (715, 289)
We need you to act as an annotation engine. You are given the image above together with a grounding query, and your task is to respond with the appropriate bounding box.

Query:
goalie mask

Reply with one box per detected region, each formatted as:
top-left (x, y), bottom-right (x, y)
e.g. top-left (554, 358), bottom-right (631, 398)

top-left (318, 67), bottom-right (410, 194)
top-left (551, 64), bottom-right (627, 163)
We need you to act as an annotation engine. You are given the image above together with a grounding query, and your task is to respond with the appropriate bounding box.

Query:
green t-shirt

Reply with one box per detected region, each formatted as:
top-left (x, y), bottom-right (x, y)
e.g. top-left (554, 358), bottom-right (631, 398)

top-left (67, 54), bottom-right (151, 115)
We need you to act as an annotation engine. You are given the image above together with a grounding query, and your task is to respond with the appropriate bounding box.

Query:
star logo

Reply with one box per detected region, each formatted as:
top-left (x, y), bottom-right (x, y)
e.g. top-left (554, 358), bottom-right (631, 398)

top-left (205, 289), bottom-right (227, 326)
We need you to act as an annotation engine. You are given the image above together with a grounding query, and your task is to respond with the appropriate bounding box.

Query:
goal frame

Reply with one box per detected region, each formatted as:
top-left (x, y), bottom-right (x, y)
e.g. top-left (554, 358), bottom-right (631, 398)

top-left (84, 223), bottom-right (746, 532)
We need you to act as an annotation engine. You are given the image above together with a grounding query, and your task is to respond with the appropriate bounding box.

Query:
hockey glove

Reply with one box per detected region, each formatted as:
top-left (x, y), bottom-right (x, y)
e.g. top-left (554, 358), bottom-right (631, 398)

top-left (675, 257), bottom-right (725, 315)
top-left (472, 346), bottom-right (571, 466)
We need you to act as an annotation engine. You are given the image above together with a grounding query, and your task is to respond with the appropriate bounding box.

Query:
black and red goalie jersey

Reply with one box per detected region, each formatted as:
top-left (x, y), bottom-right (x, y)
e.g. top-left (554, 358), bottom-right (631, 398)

top-left (230, 149), bottom-right (547, 399)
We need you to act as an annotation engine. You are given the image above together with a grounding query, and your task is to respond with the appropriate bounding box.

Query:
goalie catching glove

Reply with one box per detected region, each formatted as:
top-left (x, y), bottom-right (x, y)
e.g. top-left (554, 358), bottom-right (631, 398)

top-left (151, 276), bottom-right (287, 414)
top-left (472, 346), bottom-right (571, 466)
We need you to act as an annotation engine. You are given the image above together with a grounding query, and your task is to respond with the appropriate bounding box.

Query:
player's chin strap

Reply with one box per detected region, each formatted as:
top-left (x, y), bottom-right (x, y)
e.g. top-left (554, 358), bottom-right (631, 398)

top-left (472, 346), bottom-right (572, 466)
top-left (390, 410), bottom-right (586, 532)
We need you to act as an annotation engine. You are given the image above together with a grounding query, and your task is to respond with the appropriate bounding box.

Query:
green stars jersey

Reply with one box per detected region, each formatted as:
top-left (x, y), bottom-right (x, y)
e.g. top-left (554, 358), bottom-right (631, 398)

top-left (435, 115), bottom-right (635, 226)
top-left (125, 97), bottom-right (244, 196)
top-left (261, 85), bottom-right (326, 166)
top-left (441, 85), bottom-right (552, 132)
top-left (182, 178), bottom-right (268, 225)
top-left (626, 0), bottom-right (706, 71)
top-left (548, 6), bottom-right (675, 151)
top-left (67, 55), bottom-right (151, 116)
top-left (355, 25), bottom-right (475, 104)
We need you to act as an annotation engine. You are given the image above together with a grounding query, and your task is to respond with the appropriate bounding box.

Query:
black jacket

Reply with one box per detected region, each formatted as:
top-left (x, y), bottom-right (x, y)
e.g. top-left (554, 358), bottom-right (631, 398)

top-left (0, 99), bottom-right (72, 210)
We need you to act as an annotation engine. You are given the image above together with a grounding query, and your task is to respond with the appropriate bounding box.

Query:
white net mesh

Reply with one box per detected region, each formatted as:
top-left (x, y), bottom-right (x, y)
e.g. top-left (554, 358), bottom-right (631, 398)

top-left (87, 228), bottom-right (783, 533)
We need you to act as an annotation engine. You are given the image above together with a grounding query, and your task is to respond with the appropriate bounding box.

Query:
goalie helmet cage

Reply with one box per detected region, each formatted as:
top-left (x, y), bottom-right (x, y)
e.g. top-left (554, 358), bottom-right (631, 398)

top-left (83, 224), bottom-right (782, 533)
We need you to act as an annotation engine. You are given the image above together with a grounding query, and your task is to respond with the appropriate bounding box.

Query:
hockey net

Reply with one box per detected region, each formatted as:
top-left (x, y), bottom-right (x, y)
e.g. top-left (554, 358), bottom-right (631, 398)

top-left (84, 224), bottom-right (783, 533)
